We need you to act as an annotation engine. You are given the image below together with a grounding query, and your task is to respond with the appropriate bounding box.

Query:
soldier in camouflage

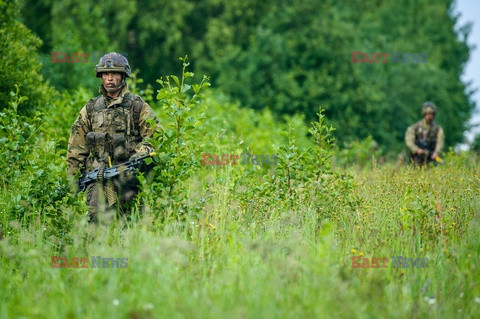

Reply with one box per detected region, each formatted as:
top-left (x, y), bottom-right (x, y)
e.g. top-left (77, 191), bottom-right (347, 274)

top-left (67, 52), bottom-right (158, 222)
top-left (405, 102), bottom-right (444, 166)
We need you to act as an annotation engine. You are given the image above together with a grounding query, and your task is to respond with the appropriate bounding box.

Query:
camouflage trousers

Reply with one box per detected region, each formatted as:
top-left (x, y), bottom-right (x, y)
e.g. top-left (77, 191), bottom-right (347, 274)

top-left (86, 175), bottom-right (141, 223)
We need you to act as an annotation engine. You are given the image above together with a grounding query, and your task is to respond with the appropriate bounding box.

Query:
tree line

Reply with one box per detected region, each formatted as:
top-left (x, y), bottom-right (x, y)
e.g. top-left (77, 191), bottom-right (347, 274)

top-left (1, 0), bottom-right (475, 153)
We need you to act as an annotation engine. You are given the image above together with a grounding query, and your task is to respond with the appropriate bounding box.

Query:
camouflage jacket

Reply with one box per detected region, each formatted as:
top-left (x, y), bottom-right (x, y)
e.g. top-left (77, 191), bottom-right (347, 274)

top-left (405, 119), bottom-right (444, 155)
top-left (67, 84), bottom-right (158, 176)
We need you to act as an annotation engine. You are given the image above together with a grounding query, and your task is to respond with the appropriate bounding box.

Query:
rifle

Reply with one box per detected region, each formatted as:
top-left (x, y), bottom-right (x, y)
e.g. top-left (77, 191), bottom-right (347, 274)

top-left (415, 139), bottom-right (443, 165)
top-left (78, 152), bottom-right (156, 192)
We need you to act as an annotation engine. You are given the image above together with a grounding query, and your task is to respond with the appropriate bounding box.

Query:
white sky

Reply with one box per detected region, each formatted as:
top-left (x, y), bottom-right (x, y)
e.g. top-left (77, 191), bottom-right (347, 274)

top-left (454, 0), bottom-right (480, 145)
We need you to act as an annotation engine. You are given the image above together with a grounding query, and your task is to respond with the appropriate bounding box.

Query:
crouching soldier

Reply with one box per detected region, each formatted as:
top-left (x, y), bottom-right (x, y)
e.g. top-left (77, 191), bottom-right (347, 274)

top-left (405, 102), bottom-right (444, 166)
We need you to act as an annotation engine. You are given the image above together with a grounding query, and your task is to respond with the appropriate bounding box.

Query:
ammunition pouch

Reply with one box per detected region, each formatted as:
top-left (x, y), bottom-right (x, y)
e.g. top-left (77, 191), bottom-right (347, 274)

top-left (86, 132), bottom-right (111, 160)
top-left (113, 134), bottom-right (128, 161)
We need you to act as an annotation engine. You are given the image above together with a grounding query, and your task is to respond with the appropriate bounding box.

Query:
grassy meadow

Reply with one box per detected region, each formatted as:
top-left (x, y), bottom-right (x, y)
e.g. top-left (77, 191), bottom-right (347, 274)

top-left (1, 1), bottom-right (479, 317)
top-left (1, 72), bottom-right (479, 318)
top-left (1, 155), bottom-right (479, 318)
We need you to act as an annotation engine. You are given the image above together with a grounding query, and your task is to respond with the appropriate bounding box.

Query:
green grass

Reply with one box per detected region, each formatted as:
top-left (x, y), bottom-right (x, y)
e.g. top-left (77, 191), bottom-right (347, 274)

top-left (1, 156), bottom-right (479, 318)
top-left (1, 70), bottom-right (478, 318)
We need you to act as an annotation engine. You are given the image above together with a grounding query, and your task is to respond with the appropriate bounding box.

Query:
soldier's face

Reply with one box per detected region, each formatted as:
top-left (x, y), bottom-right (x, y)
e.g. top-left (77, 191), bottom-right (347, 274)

top-left (424, 112), bottom-right (435, 123)
top-left (101, 72), bottom-right (123, 93)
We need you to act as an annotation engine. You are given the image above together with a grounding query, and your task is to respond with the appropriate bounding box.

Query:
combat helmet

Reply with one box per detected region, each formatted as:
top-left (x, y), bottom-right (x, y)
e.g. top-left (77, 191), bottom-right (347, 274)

top-left (422, 101), bottom-right (437, 115)
top-left (96, 52), bottom-right (131, 78)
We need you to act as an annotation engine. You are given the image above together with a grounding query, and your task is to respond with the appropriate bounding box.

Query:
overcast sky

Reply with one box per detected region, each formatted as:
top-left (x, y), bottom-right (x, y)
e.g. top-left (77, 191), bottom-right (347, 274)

top-left (454, 0), bottom-right (480, 144)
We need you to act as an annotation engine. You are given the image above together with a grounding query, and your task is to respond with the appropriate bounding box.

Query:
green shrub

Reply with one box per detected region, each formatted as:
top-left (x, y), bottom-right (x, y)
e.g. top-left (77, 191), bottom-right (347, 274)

top-left (0, 0), bottom-right (55, 114)
top-left (0, 86), bottom-right (85, 244)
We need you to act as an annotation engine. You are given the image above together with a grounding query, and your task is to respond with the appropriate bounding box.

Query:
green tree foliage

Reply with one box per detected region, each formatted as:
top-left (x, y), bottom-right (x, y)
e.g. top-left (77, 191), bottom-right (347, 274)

top-left (0, 0), bottom-right (54, 114)
top-left (196, 0), bottom-right (474, 152)
top-left (19, 0), bottom-right (475, 151)
top-left (0, 86), bottom-right (84, 239)
top-left (19, 0), bottom-right (134, 91)
top-left (141, 57), bottom-right (210, 218)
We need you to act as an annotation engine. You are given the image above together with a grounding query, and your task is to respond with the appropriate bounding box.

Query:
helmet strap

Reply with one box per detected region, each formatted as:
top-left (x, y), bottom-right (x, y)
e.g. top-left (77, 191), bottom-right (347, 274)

top-left (104, 82), bottom-right (124, 93)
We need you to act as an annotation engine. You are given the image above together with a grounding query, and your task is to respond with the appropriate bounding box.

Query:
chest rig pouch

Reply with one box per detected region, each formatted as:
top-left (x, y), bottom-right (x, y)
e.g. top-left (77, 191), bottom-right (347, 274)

top-left (86, 93), bottom-right (144, 164)
top-left (86, 131), bottom-right (110, 160)
top-left (414, 122), bottom-right (439, 153)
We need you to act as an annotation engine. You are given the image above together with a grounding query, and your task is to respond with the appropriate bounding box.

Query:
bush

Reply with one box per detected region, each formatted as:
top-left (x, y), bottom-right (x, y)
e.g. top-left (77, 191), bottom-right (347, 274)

top-left (0, 0), bottom-right (55, 114)
top-left (0, 86), bottom-right (85, 245)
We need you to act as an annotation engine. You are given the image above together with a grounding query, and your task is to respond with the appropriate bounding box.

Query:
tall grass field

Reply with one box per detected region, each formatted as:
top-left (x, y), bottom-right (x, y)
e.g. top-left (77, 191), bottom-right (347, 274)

top-left (1, 67), bottom-right (479, 318)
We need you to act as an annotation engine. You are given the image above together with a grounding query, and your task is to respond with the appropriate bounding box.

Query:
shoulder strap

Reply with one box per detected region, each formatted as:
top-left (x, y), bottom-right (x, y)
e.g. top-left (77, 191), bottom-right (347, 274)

top-left (85, 96), bottom-right (99, 126)
top-left (85, 96), bottom-right (104, 125)
top-left (128, 94), bottom-right (144, 131)
top-left (412, 121), bottom-right (422, 133)
top-left (428, 123), bottom-right (440, 138)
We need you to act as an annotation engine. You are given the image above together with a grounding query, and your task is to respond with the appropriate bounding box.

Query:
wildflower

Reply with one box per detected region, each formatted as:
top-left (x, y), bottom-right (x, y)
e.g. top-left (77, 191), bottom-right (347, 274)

top-left (113, 299), bottom-right (120, 306)
top-left (351, 249), bottom-right (357, 254)
top-left (423, 296), bottom-right (436, 305)
top-left (359, 252), bottom-right (364, 257)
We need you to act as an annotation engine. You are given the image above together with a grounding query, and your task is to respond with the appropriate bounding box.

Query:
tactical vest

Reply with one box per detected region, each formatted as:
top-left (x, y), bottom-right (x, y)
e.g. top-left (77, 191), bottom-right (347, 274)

top-left (84, 93), bottom-right (144, 167)
top-left (413, 121), bottom-right (440, 153)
